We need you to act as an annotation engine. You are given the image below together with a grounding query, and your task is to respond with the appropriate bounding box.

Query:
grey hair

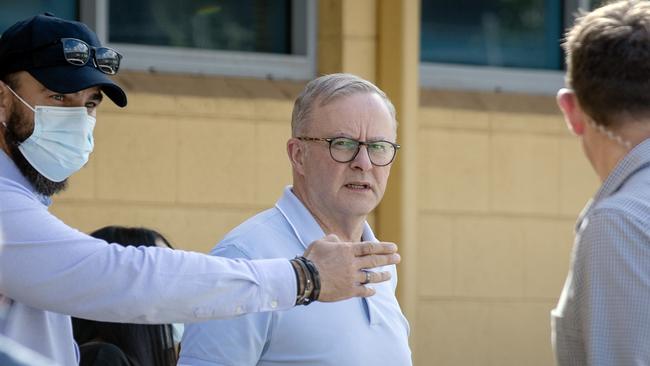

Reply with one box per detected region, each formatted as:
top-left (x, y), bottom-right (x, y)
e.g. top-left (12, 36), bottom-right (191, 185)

top-left (291, 73), bottom-right (397, 136)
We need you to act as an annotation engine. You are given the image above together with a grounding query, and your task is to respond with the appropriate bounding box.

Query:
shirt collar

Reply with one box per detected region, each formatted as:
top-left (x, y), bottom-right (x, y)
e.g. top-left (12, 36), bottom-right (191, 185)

top-left (576, 138), bottom-right (650, 230)
top-left (593, 137), bottom-right (650, 203)
top-left (0, 150), bottom-right (52, 206)
top-left (274, 186), bottom-right (376, 250)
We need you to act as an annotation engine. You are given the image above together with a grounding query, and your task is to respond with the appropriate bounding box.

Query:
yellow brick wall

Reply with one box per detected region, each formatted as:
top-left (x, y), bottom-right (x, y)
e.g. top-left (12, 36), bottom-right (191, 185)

top-left (414, 89), bottom-right (599, 366)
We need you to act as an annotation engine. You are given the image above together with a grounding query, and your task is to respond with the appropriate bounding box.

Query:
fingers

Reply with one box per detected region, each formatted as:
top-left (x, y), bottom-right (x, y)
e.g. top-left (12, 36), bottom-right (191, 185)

top-left (352, 241), bottom-right (397, 256)
top-left (357, 286), bottom-right (377, 297)
top-left (358, 270), bottom-right (391, 285)
top-left (356, 253), bottom-right (401, 270)
top-left (353, 270), bottom-right (391, 297)
top-left (304, 234), bottom-right (342, 257)
top-left (360, 269), bottom-right (372, 285)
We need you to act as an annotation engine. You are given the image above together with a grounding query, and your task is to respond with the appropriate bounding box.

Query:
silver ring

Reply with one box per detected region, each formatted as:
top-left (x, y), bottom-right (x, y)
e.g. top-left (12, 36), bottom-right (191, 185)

top-left (362, 270), bottom-right (371, 285)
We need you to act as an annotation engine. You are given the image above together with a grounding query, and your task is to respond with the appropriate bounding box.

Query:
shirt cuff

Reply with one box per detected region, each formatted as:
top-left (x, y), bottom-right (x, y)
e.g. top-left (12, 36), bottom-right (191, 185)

top-left (249, 258), bottom-right (296, 311)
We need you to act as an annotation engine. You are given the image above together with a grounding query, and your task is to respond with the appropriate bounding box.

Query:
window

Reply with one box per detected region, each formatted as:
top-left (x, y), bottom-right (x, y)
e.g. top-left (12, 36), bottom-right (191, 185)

top-left (1, 1), bottom-right (77, 35)
top-left (419, 0), bottom-right (591, 94)
top-left (421, 0), bottom-right (562, 70)
top-left (109, 0), bottom-right (292, 55)
top-left (81, 0), bottom-right (316, 80)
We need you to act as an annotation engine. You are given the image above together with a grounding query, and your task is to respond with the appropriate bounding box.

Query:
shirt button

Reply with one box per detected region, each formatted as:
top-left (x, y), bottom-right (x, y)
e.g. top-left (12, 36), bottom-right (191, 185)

top-left (235, 306), bottom-right (244, 314)
top-left (270, 300), bottom-right (278, 309)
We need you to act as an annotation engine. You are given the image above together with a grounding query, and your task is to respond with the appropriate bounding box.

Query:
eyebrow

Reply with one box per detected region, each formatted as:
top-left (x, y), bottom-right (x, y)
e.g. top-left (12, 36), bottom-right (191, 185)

top-left (331, 132), bottom-right (392, 141)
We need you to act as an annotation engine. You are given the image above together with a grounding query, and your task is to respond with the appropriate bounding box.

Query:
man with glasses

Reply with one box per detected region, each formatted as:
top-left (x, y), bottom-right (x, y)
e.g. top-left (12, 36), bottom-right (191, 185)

top-left (179, 73), bottom-right (412, 366)
top-left (552, 1), bottom-right (650, 364)
top-left (0, 15), bottom-right (401, 365)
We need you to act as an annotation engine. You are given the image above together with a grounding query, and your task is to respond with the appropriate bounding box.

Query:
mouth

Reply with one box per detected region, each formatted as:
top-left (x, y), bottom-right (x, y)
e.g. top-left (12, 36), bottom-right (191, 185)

top-left (344, 183), bottom-right (372, 190)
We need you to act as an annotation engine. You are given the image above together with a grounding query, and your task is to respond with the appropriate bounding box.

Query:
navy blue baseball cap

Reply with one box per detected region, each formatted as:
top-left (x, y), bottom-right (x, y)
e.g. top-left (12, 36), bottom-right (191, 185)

top-left (0, 13), bottom-right (127, 107)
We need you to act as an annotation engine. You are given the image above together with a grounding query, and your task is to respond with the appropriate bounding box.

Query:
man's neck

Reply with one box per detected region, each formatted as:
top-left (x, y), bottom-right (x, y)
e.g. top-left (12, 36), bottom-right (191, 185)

top-left (591, 122), bottom-right (650, 181)
top-left (291, 186), bottom-right (366, 242)
top-left (310, 211), bottom-right (365, 243)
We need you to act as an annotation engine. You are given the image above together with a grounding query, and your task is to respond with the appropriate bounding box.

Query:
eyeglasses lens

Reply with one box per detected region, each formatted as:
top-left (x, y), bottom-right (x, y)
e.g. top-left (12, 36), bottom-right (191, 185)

top-left (367, 142), bottom-right (394, 166)
top-left (95, 47), bottom-right (121, 75)
top-left (329, 138), bottom-right (395, 166)
top-left (62, 39), bottom-right (90, 66)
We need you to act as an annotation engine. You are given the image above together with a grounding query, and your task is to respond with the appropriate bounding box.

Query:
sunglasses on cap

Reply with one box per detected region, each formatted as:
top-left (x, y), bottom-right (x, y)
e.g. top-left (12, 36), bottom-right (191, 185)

top-left (4, 37), bottom-right (123, 75)
top-left (60, 38), bottom-right (122, 75)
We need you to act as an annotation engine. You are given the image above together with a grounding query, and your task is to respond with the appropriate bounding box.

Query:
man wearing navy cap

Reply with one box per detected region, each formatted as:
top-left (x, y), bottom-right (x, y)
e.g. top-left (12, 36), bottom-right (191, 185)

top-left (0, 14), bottom-right (400, 365)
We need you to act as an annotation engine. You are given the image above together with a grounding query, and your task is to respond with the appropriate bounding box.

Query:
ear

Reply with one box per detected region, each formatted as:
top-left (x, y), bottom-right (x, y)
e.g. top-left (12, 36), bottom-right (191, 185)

top-left (287, 138), bottom-right (306, 176)
top-left (557, 88), bottom-right (586, 136)
top-left (0, 80), bottom-right (11, 124)
top-left (0, 81), bottom-right (12, 154)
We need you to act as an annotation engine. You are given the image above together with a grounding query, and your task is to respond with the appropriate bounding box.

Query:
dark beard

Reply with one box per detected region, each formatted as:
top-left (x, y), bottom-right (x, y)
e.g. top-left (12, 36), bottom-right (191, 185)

top-left (4, 112), bottom-right (68, 196)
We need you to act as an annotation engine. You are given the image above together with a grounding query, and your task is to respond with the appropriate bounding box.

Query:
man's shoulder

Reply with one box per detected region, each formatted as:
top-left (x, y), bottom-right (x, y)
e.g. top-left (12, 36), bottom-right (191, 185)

top-left (596, 180), bottom-right (650, 223)
top-left (579, 187), bottom-right (650, 258)
top-left (211, 207), bottom-right (298, 259)
top-left (224, 207), bottom-right (287, 239)
top-left (0, 175), bottom-right (40, 211)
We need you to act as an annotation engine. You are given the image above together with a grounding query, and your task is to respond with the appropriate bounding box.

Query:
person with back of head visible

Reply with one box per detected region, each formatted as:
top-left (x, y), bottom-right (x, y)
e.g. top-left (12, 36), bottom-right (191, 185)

top-left (0, 14), bottom-right (400, 366)
top-left (73, 226), bottom-right (179, 366)
top-left (179, 73), bottom-right (411, 366)
top-left (552, 1), bottom-right (650, 364)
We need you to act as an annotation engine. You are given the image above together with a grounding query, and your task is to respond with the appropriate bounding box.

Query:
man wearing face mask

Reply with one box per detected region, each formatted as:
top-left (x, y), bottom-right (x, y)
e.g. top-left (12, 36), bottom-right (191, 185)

top-left (0, 14), bottom-right (401, 366)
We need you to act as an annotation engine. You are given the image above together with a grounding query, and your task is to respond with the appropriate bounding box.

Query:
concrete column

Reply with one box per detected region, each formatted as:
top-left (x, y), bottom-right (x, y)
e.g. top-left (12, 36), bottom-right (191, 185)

top-left (375, 0), bottom-right (420, 320)
top-left (317, 0), bottom-right (377, 81)
top-left (317, 0), bottom-right (420, 321)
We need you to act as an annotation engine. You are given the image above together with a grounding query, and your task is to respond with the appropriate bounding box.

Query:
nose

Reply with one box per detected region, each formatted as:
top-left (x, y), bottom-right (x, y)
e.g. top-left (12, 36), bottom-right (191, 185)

top-left (350, 145), bottom-right (373, 171)
top-left (64, 93), bottom-right (88, 108)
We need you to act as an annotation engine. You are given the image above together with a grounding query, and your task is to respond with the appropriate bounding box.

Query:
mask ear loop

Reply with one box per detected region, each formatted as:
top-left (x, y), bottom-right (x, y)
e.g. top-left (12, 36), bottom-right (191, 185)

top-left (585, 118), bottom-right (632, 150)
top-left (5, 86), bottom-right (36, 113)
top-left (1, 87), bottom-right (33, 146)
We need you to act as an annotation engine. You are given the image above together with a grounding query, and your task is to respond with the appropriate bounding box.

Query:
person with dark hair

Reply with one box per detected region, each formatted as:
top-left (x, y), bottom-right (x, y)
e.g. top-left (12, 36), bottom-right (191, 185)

top-left (0, 14), bottom-right (401, 366)
top-left (552, 1), bottom-right (650, 364)
top-left (73, 226), bottom-right (177, 366)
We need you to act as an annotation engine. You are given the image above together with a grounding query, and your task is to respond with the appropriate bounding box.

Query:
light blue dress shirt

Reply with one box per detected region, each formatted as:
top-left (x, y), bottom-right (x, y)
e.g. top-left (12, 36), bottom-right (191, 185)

top-left (179, 187), bottom-right (411, 366)
top-left (0, 152), bottom-right (296, 366)
top-left (552, 138), bottom-right (650, 365)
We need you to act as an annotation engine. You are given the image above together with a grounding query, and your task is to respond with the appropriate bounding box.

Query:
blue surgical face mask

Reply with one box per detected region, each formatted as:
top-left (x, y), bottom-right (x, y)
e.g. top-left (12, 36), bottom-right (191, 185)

top-left (6, 87), bottom-right (96, 182)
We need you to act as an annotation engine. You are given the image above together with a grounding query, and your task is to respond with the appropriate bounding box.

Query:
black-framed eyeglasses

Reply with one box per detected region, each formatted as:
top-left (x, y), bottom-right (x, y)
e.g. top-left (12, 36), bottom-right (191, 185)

top-left (60, 38), bottom-right (122, 75)
top-left (297, 137), bottom-right (400, 167)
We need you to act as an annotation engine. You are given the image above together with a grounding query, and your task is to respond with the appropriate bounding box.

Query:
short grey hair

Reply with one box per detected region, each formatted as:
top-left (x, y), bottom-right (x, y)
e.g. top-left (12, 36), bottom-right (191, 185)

top-left (291, 73), bottom-right (397, 136)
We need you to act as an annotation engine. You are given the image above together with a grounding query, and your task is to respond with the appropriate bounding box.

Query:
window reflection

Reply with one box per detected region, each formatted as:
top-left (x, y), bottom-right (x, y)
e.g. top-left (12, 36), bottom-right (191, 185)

top-left (421, 0), bottom-right (563, 70)
top-left (109, 0), bottom-right (292, 54)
